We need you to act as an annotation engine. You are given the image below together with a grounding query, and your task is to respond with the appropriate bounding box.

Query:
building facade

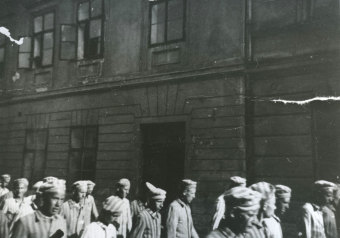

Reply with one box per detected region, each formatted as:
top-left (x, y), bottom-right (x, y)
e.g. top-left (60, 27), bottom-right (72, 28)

top-left (0, 0), bottom-right (340, 235)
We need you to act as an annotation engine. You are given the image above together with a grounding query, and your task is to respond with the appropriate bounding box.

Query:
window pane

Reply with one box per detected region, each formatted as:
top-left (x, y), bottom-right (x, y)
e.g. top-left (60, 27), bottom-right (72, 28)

top-left (20, 37), bottom-right (31, 52)
top-left (89, 19), bottom-right (102, 39)
top-left (71, 128), bottom-right (84, 149)
top-left (168, 0), bottom-right (184, 21)
top-left (151, 23), bottom-right (165, 44)
top-left (18, 53), bottom-right (31, 68)
top-left (61, 42), bottom-right (76, 59)
top-left (91, 0), bottom-right (102, 17)
top-left (151, 2), bottom-right (166, 24)
top-left (25, 132), bottom-right (35, 150)
top-left (34, 16), bottom-right (43, 33)
top-left (43, 32), bottom-right (54, 49)
top-left (61, 25), bottom-right (76, 42)
top-left (35, 130), bottom-right (47, 150)
top-left (44, 13), bottom-right (54, 30)
top-left (167, 19), bottom-right (183, 41)
top-left (42, 49), bottom-right (53, 65)
top-left (77, 23), bottom-right (86, 59)
top-left (34, 36), bottom-right (41, 57)
top-left (69, 151), bottom-right (82, 170)
top-left (84, 127), bottom-right (97, 148)
top-left (78, 1), bottom-right (90, 21)
top-left (0, 48), bottom-right (4, 63)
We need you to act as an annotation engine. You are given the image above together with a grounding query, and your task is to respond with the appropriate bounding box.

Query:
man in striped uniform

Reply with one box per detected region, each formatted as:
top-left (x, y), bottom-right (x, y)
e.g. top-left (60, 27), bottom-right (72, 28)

top-left (130, 183), bottom-right (147, 223)
top-left (130, 182), bottom-right (166, 238)
top-left (0, 210), bottom-right (8, 238)
top-left (166, 179), bottom-right (199, 238)
top-left (104, 178), bottom-right (132, 238)
top-left (206, 187), bottom-right (262, 238)
top-left (0, 174), bottom-right (10, 198)
top-left (84, 181), bottom-right (99, 226)
top-left (81, 196), bottom-right (125, 238)
top-left (1, 178), bottom-right (34, 231)
top-left (247, 181), bottom-right (276, 238)
top-left (211, 176), bottom-right (247, 230)
top-left (62, 180), bottom-right (88, 238)
top-left (297, 180), bottom-right (334, 238)
top-left (11, 178), bottom-right (67, 238)
top-left (263, 184), bottom-right (292, 238)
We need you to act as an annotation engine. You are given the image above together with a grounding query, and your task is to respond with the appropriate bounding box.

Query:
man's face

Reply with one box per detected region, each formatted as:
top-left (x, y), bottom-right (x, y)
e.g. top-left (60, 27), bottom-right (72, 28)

top-left (0, 179), bottom-right (9, 188)
top-left (234, 209), bottom-right (258, 232)
top-left (42, 191), bottom-right (65, 216)
top-left (74, 190), bottom-right (87, 203)
top-left (149, 199), bottom-right (164, 212)
top-left (117, 185), bottom-right (130, 199)
top-left (321, 190), bottom-right (334, 205)
top-left (183, 188), bottom-right (196, 204)
top-left (333, 190), bottom-right (340, 206)
top-left (13, 183), bottom-right (27, 198)
top-left (263, 197), bottom-right (276, 218)
top-left (276, 197), bottom-right (291, 216)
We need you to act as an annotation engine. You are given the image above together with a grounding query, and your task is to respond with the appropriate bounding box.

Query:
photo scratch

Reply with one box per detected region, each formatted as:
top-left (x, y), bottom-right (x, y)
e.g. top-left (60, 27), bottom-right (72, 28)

top-left (271, 96), bottom-right (340, 105)
top-left (0, 26), bottom-right (23, 45)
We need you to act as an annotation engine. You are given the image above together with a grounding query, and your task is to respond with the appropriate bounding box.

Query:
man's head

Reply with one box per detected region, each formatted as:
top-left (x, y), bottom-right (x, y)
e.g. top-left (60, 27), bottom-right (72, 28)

top-left (275, 185), bottom-right (292, 216)
top-left (87, 180), bottom-right (95, 195)
top-left (229, 176), bottom-right (246, 189)
top-left (146, 182), bottom-right (166, 212)
top-left (313, 180), bottom-right (335, 206)
top-left (250, 182), bottom-right (276, 219)
top-left (224, 187), bottom-right (261, 233)
top-left (13, 178), bottom-right (29, 198)
top-left (179, 179), bottom-right (197, 204)
top-left (39, 179), bottom-right (66, 216)
top-left (115, 178), bottom-right (130, 199)
top-left (0, 174), bottom-right (10, 188)
top-left (72, 181), bottom-right (88, 203)
top-left (102, 196), bottom-right (124, 225)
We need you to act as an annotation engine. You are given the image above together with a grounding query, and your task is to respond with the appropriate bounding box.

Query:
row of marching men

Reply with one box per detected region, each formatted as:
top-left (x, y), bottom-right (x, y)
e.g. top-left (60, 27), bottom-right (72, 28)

top-left (0, 173), bottom-right (338, 238)
top-left (0, 174), bottom-right (198, 238)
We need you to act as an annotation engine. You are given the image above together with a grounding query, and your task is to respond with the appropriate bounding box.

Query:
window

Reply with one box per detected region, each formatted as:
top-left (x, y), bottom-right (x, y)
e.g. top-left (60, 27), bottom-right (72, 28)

top-left (77, 0), bottom-right (104, 60)
top-left (69, 126), bottom-right (98, 181)
top-left (23, 129), bottom-right (48, 182)
top-left (149, 0), bottom-right (186, 46)
top-left (33, 12), bottom-right (55, 68)
top-left (0, 35), bottom-right (5, 86)
top-left (18, 37), bottom-right (32, 68)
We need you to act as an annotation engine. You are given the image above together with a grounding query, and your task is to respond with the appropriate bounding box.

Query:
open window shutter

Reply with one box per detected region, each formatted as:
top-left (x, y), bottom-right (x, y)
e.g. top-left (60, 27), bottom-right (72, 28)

top-left (18, 36), bottom-right (32, 68)
top-left (60, 24), bottom-right (76, 60)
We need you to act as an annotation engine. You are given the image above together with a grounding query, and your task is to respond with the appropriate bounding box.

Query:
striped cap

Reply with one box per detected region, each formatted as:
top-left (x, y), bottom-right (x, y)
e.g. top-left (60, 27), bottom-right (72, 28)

top-left (224, 187), bottom-right (261, 211)
top-left (181, 179), bottom-right (197, 189)
top-left (13, 178), bottom-right (29, 187)
top-left (43, 176), bottom-right (58, 183)
top-left (103, 196), bottom-right (125, 215)
top-left (39, 179), bottom-right (66, 194)
top-left (72, 181), bottom-right (88, 192)
top-left (229, 176), bottom-right (246, 188)
top-left (32, 181), bottom-right (44, 193)
top-left (250, 182), bottom-right (275, 201)
top-left (314, 180), bottom-right (335, 193)
top-left (146, 182), bottom-right (166, 200)
top-left (275, 185), bottom-right (292, 199)
top-left (116, 178), bottom-right (130, 188)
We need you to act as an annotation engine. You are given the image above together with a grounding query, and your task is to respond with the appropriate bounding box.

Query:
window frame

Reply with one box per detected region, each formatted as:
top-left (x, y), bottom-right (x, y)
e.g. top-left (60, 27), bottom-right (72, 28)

top-left (148, 0), bottom-right (187, 47)
top-left (68, 125), bottom-right (98, 181)
top-left (59, 24), bottom-right (77, 60)
top-left (22, 128), bottom-right (49, 181)
top-left (32, 10), bottom-right (56, 68)
top-left (76, 0), bottom-right (105, 60)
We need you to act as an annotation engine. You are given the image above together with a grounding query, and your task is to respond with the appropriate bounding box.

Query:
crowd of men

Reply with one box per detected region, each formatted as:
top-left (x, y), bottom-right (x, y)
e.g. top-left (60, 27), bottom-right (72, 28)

top-left (0, 174), bottom-right (339, 238)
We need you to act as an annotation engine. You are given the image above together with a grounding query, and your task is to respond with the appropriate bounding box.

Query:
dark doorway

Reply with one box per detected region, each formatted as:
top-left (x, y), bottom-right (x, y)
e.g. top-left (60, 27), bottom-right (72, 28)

top-left (141, 122), bottom-right (185, 205)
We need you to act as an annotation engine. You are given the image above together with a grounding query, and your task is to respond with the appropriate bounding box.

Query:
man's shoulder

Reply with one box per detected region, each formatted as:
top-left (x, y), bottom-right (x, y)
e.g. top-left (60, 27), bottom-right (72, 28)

top-left (206, 229), bottom-right (231, 238)
top-left (169, 200), bottom-right (182, 209)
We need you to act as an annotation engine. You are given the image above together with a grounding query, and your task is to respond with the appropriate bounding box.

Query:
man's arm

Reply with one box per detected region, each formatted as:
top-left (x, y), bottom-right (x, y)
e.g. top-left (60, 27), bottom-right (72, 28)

top-left (166, 205), bottom-right (179, 238)
top-left (11, 218), bottom-right (28, 238)
top-left (212, 196), bottom-right (225, 230)
top-left (297, 207), bottom-right (311, 238)
top-left (90, 197), bottom-right (99, 220)
top-left (0, 213), bottom-right (8, 238)
top-left (129, 214), bottom-right (146, 238)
